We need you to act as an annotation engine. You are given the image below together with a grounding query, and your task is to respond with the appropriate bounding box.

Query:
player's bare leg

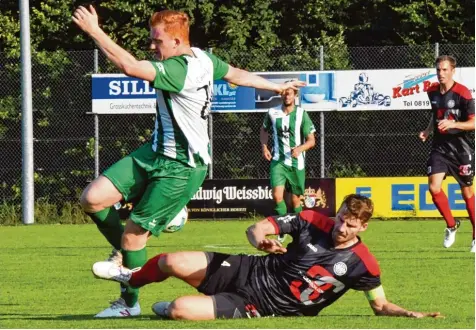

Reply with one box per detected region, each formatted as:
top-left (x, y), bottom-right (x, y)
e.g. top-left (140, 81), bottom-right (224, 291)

top-left (429, 173), bottom-right (460, 247)
top-left (93, 251), bottom-right (208, 288)
top-left (153, 295), bottom-right (215, 320)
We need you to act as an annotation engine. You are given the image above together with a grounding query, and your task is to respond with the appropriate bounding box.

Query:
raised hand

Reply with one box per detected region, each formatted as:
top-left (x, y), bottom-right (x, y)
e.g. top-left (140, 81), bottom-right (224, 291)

top-left (72, 5), bottom-right (100, 36)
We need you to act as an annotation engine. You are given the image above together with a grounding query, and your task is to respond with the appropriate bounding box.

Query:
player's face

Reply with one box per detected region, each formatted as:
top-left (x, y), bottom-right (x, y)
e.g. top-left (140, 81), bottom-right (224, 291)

top-left (281, 88), bottom-right (296, 106)
top-left (150, 24), bottom-right (178, 60)
top-left (332, 207), bottom-right (368, 245)
top-left (436, 61), bottom-right (455, 84)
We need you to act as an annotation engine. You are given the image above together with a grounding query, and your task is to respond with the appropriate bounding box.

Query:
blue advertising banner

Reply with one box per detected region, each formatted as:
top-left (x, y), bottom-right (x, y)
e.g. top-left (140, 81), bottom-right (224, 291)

top-left (92, 74), bottom-right (156, 114)
top-left (211, 80), bottom-right (255, 111)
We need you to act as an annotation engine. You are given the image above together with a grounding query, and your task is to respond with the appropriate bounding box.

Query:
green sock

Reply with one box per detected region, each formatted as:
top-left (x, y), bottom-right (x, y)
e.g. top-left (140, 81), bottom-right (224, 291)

top-left (87, 207), bottom-right (124, 250)
top-left (121, 248), bottom-right (147, 307)
top-left (293, 205), bottom-right (303, 213)
top-left (275, 200), bottom-right (287, 215)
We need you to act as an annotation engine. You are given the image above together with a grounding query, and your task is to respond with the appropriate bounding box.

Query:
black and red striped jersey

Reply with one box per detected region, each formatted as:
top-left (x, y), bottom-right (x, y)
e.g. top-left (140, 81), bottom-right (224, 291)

top-left (427, 82), bottom-right (475, 157)
top-left (239, 210), bottom-right (381, 317)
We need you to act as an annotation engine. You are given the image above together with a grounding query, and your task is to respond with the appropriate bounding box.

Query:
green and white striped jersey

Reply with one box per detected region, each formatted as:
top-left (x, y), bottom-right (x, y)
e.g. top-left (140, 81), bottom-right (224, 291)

top-left (149, 47), bottom-right (229, 167)
top-left (263, 106), bottom-right (316, 170)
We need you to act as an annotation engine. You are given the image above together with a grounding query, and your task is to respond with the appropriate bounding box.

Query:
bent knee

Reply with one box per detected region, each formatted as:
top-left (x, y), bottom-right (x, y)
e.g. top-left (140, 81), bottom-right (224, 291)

top-left (80, 176), bottom-right (122, 212)
top-left (168, 297), bottom-right (214, 320)
top-left (428, 185), bottom-right (441, 195)
top-left (168, 300), bottom-right (188, 320)
top-left (159, 253), bottom-right (185, 274)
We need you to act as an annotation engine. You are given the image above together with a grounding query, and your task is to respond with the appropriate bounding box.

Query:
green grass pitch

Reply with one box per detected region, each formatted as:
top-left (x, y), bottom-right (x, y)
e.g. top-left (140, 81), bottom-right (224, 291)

top-left (0, 220), bottom-right (474, 329)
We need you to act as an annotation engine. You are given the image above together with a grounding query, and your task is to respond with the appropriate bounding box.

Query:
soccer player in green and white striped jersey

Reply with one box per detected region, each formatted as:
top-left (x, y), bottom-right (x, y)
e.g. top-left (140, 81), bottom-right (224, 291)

top-left (260, 85), bottom-right (316, 242)
top-left (73, 6), bottom-right (305, 318)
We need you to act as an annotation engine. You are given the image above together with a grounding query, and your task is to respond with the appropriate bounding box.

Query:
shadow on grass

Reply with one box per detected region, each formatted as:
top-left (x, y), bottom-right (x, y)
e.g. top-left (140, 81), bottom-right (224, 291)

top-left (1, 314), bottom-right (154, 321)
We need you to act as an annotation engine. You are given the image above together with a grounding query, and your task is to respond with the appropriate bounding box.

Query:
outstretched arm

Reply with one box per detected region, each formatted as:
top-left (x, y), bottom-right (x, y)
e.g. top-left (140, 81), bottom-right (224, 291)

top-left (365, 286), bottom-right (442, 318)
top-left (72, 5), bottom-right (156, 81)
top-left (223, 66), bottom-right (305, 94)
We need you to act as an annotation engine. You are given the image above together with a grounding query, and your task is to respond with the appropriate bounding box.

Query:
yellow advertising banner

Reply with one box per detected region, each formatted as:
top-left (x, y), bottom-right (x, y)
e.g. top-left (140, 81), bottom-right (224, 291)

top-left (336, 177), bottom-right (473, 218)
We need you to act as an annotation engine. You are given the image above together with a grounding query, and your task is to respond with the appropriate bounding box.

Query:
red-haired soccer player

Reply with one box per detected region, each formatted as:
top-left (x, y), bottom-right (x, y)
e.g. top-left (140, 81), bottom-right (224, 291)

top-left (419, 55), bottom-right (475, 251)
top-left (72, 6), bottom-right (305, 317)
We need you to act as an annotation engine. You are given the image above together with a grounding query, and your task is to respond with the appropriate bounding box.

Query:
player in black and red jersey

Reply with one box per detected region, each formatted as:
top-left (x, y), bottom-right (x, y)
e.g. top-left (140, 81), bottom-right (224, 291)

top-left (92, 194), bottom-right (441, 320)
top-left (419, 55), bottom-right (475, 251)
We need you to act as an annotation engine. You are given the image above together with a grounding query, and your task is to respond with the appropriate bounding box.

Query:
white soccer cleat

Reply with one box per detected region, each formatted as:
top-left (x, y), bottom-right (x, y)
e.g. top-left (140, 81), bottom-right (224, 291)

top-left (277, 234), bottom-right (286, 244)
top-left (152, 301), bottom-right (171, 318)
top-left (92, 261), bottom-right (135, 285)
top-left (471, 240), bottom-right (475, 253)
top-left (443, 227), bottom-right (458, 248)
top-left (95, 298), bottom-right (141, 318)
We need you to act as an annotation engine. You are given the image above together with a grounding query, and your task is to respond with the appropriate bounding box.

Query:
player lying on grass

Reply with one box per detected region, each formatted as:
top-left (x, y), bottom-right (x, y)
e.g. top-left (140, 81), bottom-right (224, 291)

top-left (92, 194), bottom-right (441, 320)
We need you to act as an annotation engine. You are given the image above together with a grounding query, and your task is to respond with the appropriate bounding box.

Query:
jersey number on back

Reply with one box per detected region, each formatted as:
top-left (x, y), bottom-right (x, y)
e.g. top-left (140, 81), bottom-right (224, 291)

top-left (197, 83), bottom-right (212, 119)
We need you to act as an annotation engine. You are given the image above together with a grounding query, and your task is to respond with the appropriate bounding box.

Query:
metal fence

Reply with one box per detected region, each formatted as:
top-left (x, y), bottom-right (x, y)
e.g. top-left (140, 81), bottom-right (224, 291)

top-left (0, 44), bottom-right (474, 203)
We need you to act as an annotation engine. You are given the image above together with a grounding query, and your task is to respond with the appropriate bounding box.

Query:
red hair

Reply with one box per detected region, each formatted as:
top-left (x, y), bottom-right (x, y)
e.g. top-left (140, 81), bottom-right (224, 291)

top-left (149, 10), bottom-right (190, 44)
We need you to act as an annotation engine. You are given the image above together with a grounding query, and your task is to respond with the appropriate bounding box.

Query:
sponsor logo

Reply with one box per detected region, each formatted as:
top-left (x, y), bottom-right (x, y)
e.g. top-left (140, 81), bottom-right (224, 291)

top-left (154, 62), bottom-right (166, 74)
top-left (119, 310), bottom-right (131, 316)
top-left (459, 164), bottom-right (472, 176)
top-left (277, 215), bottom-right (296, 223)
top-left (108, 80), bottom-right (155, 96)
top-left (307, 243), bottom-right (318, 252)
top-left (213, 82), bottom-right (237, 96)
top-left (278, 125), bottom-right (291, 138)
top-left (192, 186), bottom-right (273, 205)
top-left (302, 187), bottom-right (328, 209)
top-left (392, 71), bottom-right (438, 98)
top-left (333, 262), bottom-right (347, 276)
top-left (221, 261), bottom-right (231, 267)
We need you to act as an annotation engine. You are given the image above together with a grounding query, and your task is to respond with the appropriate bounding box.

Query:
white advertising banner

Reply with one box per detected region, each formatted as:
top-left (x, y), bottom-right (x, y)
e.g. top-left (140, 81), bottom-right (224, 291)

top-left (91, 68), bottom-right (475, 113)
top-left (333, 67), bottom-right (475, 111)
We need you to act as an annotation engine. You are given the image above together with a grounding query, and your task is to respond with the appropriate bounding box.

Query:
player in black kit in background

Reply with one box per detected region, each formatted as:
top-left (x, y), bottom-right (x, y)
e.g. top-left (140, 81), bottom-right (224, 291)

top-left (92, 194), bottom-right (441, 320)
top-left (419, 55), bottom-right (475, 251)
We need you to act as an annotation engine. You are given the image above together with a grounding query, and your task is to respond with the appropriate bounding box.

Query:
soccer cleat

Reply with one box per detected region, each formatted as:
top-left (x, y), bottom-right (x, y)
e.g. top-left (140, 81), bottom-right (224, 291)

top-left (152, 301), bottom-right (171, 318)
top-left (92, 261), bottom-right (136, 285)
top-left (277, 234), bottom-right (286, 244)
top-left (443, 220), bottom-right (460, 248)
top-left (94, 298), bottom-right (140, 318)
top-left (471, 240), bottom-right (475, 253)
top-left (106, 248), bottom-right (123, 266)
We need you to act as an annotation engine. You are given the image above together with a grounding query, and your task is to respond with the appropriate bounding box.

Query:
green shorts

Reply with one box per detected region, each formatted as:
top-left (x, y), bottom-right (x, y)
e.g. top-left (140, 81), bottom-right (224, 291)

top-left (270, 160), bottom-right (305, 196)
top-left (103, 143), bottom-right (208, 236)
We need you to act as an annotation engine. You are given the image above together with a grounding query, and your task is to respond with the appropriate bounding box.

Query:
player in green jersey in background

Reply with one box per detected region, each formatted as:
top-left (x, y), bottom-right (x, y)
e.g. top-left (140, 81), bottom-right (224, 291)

top-left (73, 6), bottom-right (305, 317)
top-left (260, 83), bottom-right (316, 242)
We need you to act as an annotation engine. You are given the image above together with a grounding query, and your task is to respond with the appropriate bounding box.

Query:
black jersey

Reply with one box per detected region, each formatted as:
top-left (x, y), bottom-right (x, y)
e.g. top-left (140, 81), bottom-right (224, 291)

top-left (427, 82), bottom-right (475, 158)
top-left (239, 211), bottom-right (381, 317)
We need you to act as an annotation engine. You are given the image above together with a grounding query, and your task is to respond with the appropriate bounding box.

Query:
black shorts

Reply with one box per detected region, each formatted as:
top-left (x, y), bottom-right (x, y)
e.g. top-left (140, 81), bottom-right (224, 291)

top-left (427, 150), bottom-right (474, 187)
top-left (197, 252), bottom-right (258, 319)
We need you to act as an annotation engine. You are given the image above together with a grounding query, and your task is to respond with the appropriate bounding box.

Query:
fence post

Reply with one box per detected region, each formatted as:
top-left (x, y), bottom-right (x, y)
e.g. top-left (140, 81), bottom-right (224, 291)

top-left (208, 47), bottom-right (214, 179)
top-left (319, 45), bottom-right (325, 178)
top-left (94, 49), bottom-right (100, 178)
top-left (435, 42), bottom-right (439, 58)
top-left (20, 0), bottom-right (34, 224)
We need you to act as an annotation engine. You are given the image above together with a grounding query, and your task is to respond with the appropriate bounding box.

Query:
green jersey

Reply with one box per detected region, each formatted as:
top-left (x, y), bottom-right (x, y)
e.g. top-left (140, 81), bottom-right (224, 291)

top-left (149, 47), bottom-right (229, 167)
top-left (263, 106), bottom-right (316, 170)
